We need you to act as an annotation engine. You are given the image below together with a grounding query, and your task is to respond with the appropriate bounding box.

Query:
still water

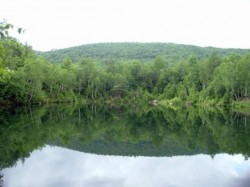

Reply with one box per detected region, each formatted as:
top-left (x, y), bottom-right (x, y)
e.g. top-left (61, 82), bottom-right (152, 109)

top-left (3, 146), bottom-right (250, 187)
top-left (0, 104), bottom-right (249, 187)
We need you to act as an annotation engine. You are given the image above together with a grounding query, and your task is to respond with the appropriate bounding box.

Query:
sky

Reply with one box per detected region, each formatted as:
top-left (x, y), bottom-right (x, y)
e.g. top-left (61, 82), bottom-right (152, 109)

top-left (1, 0), bottom-right (250, 51)
top-left (3, 145), bottom-right (250, 187)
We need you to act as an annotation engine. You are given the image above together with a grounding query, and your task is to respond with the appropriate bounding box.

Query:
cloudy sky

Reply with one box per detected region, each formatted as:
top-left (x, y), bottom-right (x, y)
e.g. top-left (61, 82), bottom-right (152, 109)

top-left (1, 0), bottom-right (250, 51)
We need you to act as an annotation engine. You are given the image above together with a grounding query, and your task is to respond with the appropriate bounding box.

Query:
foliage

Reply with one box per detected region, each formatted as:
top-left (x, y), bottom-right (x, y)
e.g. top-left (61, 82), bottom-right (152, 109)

top-left (0, 21), bottom-right (250, 106)
top-left (41, 43), bottom-right (250, 64)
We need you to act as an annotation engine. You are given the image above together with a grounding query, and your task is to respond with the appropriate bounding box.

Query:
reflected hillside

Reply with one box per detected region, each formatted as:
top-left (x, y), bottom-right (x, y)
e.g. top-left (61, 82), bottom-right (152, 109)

top-left (0, 104), bottom-right (249, 169)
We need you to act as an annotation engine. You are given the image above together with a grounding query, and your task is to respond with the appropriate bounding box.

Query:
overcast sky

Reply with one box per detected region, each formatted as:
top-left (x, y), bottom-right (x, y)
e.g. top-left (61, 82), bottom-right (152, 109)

top-left (1, 0), bottom-right (250, 51)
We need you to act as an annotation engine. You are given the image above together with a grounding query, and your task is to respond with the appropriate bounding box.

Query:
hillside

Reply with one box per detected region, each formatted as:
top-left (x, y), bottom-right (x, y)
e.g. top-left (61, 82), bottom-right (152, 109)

top-left (41, 42), bottom-right (250, 63)
top-left (2, 36), bottom-right (249, 105)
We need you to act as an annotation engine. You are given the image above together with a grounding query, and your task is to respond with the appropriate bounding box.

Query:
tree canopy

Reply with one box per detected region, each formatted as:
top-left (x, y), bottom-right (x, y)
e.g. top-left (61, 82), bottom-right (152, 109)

top-left (0, 21), bottom-right (250, 106)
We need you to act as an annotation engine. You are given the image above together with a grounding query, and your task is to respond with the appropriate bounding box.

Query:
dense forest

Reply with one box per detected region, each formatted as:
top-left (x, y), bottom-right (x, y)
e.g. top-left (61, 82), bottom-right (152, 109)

top-left (1, 21), bottom-right (250, 107)
top-left (41, 42), bottom-right (250, 64)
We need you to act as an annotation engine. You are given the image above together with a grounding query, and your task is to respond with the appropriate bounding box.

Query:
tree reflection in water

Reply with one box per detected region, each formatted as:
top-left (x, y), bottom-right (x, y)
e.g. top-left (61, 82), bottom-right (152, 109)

top-left (0, 104), bottom-right (249, 171)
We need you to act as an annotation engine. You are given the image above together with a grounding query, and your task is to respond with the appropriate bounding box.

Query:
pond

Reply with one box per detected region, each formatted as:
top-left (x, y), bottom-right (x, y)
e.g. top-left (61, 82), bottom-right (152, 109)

top-left (0, 104), bottom-right (249, 187)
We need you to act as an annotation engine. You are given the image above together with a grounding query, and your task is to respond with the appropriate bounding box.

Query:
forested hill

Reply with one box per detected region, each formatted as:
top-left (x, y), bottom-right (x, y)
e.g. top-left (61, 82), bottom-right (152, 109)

top-left (1, 20), bottom-right (250, 106)
top-left (41, 42), bottom-right (250, 63)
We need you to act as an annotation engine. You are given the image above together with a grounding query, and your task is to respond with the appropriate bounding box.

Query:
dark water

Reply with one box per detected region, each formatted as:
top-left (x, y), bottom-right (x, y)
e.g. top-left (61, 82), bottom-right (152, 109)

top-left (0, 104), bottom-right (249, 187)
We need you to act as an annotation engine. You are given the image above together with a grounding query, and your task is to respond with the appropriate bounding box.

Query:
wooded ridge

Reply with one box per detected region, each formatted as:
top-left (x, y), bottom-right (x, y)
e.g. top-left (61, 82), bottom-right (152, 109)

top-left (1, 22), bottom-right (250, 106)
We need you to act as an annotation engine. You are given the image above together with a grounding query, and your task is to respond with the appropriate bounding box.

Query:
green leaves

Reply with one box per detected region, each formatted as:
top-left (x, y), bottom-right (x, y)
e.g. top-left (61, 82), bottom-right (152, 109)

top-left (0, 21), bottom-right (13, 38)
top-left (0, 21), bottom-right (249, 105)
top-left (0, 20), bottom-right (24, 39)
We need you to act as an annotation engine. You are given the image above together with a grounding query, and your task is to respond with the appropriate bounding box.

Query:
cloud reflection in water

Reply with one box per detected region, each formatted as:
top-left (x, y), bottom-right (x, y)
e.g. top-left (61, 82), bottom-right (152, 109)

top-left (3, 145), bottom-right (250, 187)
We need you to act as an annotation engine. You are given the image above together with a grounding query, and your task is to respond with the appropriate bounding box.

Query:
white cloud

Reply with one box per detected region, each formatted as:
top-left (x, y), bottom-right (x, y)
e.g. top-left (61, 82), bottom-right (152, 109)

top-left (1, 0), bottom-right (250, 51)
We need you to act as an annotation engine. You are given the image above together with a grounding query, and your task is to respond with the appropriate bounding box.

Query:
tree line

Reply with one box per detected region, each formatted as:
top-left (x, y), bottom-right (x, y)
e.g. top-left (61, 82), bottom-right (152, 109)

top-left (0, 21), bottom-right (249, 106)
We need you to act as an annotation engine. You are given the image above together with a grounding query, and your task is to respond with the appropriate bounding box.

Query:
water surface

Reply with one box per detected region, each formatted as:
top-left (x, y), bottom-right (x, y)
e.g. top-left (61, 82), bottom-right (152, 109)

top-left (3, 146), bottom-right (250, 187)
top-left (0, 104), bottom-right (249, 186)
